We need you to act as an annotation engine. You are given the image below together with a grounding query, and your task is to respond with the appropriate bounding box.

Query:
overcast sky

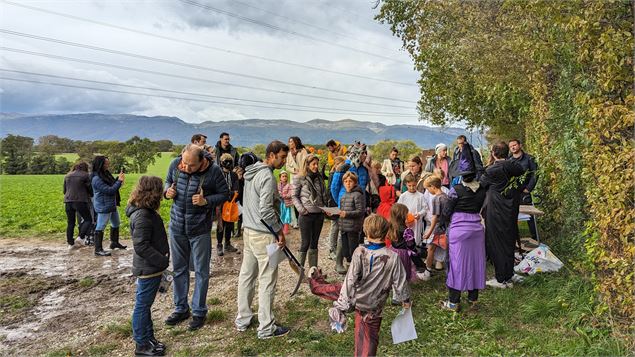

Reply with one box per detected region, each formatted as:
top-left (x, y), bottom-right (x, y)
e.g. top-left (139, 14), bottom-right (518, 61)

top-left (0, 0), bottom-right (422, 125)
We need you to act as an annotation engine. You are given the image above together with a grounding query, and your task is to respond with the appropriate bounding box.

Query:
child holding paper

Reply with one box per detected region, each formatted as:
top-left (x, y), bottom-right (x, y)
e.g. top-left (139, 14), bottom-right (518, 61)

top-left (329, 214), bottom-right (411, 357)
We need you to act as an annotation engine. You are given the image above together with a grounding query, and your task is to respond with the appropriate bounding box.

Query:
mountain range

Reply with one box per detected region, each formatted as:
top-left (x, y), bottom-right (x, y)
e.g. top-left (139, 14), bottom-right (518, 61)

top-left (0, 113), bottom-right (479, 148)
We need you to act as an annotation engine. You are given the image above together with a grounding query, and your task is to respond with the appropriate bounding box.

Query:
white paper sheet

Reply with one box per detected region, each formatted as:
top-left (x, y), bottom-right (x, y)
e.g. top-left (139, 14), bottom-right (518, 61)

top-left (391, 308), bottom-right (417, 344)
top-left (319, 206), bottom-right (341, 216)
top-left (266, 243), bottom-right (285, 268)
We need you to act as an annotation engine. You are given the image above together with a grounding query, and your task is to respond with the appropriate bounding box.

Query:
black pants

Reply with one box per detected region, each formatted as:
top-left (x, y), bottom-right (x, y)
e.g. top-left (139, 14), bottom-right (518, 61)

top-left (298, 212), bottom-right (324, 252)
top-left (411, 255), bottom-right (426, 271)
top-left (340, 231), bottom-right (361, 262)
top-left (216, 221), bottom-right (234, 245)
top-left (65, 202), bottom-right (92, 245)
top-left (448, 288), bottom-right (478, 304)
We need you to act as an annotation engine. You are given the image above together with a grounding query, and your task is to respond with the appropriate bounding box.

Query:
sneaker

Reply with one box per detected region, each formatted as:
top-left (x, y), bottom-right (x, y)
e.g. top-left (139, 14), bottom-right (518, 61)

top-left (148, 337), bottom-right (166, 352)
top-left (416, 269), bottom-right (431, 281)
top-left (440, 300), bottom-right (460, 312)
top-left (258, 325), bottom-right (290, 339)
top-left (511, 274), bottom-right (524, 284)
top-left (225, 243), bottom-right (238, 253)
top-left (504, 281), bottom-right (514, 288)
top-left (68, 243), bottom-right (79, 250)
top-left (188, 315), bottom-right (205, 331)
top-left (236, 325), bottom-right (248, 332)
top-left (164, 310), bottom-right (190, 326)
top-left (486, 278), bottom-right (507, 289)
top-left (217, 244), bottom-right (224, 257)
top-left (135, 342), bottom-right (165, 356)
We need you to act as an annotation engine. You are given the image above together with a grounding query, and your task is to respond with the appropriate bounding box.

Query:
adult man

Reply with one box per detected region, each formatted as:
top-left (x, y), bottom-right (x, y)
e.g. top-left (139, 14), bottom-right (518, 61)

top-left (424, 143), bottom-right (451, 187)
top-left (235, 141), bottom-right (290, 339)
top-left (326, 139), bottom-right (347, 168)
top-left (450, 135), bottom-right (484, 182)
top-left (214, 132), bottom-right (240, 164)
top-left (191, 134), bottom-right (207, 147)
top-left (163, 144), bottom-right (229, 330)
top-left (508, 139), bottom-right (539, 240)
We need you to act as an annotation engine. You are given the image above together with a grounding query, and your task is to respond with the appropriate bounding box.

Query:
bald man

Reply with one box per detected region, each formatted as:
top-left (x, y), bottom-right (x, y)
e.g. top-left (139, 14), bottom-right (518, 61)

top-left (163, 144), bottom-right (229, 331)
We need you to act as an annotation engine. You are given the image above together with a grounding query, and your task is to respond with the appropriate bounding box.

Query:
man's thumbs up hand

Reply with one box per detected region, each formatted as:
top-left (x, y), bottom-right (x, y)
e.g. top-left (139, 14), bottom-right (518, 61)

top-left (192, 186), bottom-right (207, 206)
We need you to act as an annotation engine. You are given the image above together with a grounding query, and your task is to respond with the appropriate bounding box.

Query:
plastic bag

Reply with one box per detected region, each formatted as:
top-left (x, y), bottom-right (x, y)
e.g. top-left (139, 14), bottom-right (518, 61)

top-left (222, 192), bottom-right (239, 222)
top-left (514, 244), bottom-right (563, 275)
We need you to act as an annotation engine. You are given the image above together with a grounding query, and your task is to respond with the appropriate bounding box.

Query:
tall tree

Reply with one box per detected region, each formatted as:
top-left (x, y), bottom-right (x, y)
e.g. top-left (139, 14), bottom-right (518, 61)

top-left (125, 136), bottom-right (160, 173)
top-left (1, 135), bottom-right (34, 174)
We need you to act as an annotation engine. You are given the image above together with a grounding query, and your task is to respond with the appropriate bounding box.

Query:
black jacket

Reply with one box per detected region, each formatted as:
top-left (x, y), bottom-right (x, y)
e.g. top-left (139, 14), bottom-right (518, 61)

top-left (126, 204), bottom-right (169, 277)
top-left (508, 152), bottom-right (538, 192)
top-left (215, 141), bottom-right (240, 164)
top-left (64, 170), bottom-right (92, 203)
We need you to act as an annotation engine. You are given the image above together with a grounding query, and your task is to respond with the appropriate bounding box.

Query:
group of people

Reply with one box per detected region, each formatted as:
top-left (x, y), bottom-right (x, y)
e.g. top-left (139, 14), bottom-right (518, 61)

top-left (61, 131), bottom-right (538, 357)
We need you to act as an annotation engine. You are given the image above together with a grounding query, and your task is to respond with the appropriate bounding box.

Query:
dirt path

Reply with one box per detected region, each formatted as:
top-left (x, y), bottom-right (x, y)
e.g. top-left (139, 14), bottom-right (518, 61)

top-left (0, 223), bottom-right (339, 356)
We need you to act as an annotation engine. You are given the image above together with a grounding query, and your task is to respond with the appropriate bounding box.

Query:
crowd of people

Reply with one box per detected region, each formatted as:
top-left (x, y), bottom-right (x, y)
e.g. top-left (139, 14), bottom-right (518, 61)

top-left (61, 132), bottom-right (539, 356)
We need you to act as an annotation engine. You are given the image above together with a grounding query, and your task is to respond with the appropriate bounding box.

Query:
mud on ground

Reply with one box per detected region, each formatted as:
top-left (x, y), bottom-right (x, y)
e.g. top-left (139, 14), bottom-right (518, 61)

top-left (0, 223), bottom-right (340, 356)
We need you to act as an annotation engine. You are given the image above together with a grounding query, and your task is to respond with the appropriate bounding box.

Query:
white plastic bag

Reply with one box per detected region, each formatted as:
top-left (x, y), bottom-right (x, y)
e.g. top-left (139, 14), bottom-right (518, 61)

top-left (514, 244), bottom-right (563, 275)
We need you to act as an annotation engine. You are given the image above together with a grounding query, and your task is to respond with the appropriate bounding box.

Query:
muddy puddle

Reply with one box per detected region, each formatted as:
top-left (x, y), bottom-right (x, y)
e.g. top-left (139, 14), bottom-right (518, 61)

top-left (0, 224), bottom-right (338, 356)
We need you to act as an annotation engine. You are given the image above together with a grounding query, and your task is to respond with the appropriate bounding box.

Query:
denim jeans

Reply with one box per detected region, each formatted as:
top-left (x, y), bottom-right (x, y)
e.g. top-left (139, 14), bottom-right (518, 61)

top-left (95, 210), bottom-right (120, 231)
top-left (132, 275), bottom-right (161, 345)
top-left (169, 230), bottom-right (211, 317)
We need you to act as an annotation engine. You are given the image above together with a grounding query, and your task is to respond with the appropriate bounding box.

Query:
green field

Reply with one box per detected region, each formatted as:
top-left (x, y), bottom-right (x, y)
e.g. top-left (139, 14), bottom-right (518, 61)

top-left (0, 153), bottom-right (175, 238)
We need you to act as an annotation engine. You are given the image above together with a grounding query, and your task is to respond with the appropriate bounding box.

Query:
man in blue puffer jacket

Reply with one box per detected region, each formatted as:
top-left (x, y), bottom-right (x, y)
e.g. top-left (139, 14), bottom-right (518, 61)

top-left (163, 144), bottom-right (229, 331)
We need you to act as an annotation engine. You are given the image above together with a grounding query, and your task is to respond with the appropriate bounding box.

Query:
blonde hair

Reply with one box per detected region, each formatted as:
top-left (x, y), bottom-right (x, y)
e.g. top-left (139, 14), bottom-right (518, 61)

top-left (363, 214), bottom-right (390, 240)
top-left (128, 176), bottom-right (163, 210)
top-left (432, 168), bottom-right (444, 180)
top-left (371, 160), bottom-right (382, 171)
top-left (403, 173), bottom-right (416, 184)
top-left (332, 156), bottom-right (346, 171)
top-left (342, 171), bottom-right (358, 184)
top-left (424, 175), bottom-right (442, 189)
top-left (300, 154), bottom-right (320, 177)
top-left (220, 153), bottom-right (233, 162)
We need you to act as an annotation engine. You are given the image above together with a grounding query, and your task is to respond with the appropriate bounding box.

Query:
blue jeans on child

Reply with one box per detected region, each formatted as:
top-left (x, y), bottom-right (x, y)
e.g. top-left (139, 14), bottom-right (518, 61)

top-left (169, 230), bottom-right (211, 318)
top-left (132, 275), bottom-right (161, 345)
top-left (95, 210), bottom-right (120, 231)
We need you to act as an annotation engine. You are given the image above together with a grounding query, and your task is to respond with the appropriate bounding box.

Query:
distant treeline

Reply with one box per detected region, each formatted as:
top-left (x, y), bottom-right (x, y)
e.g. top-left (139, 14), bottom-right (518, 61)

top-left (0, 134), bottom-right (174, 175)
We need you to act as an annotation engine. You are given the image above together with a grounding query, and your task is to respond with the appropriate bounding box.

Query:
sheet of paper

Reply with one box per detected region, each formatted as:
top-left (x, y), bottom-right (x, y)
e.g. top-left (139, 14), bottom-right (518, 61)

top-left (266, 243), bottom-right (285, 268)
top-left (391, 308), bottom-right (417, 344)
top-left (319, 206), bottom-right (341, 216)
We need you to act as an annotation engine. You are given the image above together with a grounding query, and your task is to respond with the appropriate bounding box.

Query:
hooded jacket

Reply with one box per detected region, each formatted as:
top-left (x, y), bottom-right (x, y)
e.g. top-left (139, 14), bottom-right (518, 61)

top-left (243, 161), bottom-right (283, 233)
top-left (126, 204), bottom-right (169, 276)
top-left (339, 185), bottom-right (366, 233)
top-left (164, 154), bottom-right (229, 236)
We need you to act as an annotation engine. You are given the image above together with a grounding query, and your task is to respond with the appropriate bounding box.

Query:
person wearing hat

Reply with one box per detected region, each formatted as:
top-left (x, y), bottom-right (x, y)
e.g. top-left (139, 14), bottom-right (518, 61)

top-left (425, 143), bottom-right (451, 188)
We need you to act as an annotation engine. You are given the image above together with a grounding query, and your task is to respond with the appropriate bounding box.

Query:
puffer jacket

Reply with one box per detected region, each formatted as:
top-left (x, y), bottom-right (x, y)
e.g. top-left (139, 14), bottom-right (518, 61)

top-left (164, 155), bottom-right (229, 236)
top-left (339, 185), bottom-right (366, 233)
top-left (92, 175), bottom-right (122, 213)
top-left (292, 172), bottom-right (327, 215)
top-left (126, 204), bottom-right (169, 276)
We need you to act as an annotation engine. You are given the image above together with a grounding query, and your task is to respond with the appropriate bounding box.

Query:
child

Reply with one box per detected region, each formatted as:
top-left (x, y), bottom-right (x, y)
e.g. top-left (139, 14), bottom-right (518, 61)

top-left (423, 170), bottom-right (450, 237)
top-left (216, 153), bottom-right (240, 256)
top-left (388, 203), bottom-right (430, 281)
top-left (126, 176), bottom-right (169, 356)
top-left (277, 171), bottom-right (293, 234)
top-left (397, 174), bottom-right (428, 246)
top-left (422, 175), bottom-right (450, 271)
top-left (376, 173), bottom-right (396, 221)
top-left (329, 214), bottom-right (411, 357)
top-left (338, 171), bottom-right (366, 271)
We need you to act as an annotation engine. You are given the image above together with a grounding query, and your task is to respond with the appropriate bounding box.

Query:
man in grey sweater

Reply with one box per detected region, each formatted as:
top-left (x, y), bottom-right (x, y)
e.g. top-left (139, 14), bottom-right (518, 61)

top-left (235, 140), bottom-right (290, 339)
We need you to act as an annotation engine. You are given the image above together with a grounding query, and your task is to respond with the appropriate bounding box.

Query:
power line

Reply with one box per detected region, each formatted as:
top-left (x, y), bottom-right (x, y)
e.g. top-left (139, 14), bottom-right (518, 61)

top-left (0, 29), bottom-right (413, 104)
top-left (2, 46), bottom-right (415, 109)
top-left (229, 0), bottom-right (397, 53)
top-left (178, 0), bottom-right (411, 65)
top-left (0, 77), bottom-right (418, 119)
top-left (2, 0), bottom-right (415, 86)
top-left (0, 69), bottom-right (416, 117)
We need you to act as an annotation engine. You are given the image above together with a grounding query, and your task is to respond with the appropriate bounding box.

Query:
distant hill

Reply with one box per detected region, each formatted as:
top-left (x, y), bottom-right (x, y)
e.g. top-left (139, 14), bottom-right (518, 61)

top-left (0, 113), bottom-right (481, 148)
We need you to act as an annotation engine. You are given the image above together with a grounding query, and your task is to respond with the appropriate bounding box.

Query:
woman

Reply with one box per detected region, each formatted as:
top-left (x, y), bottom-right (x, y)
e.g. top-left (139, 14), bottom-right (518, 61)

top-left (292, 154), bottom-right (327, 268)
top-left (91, 155), bottom-right (125, 257)
top-left (126, 176), bottom-right (169, 356)
top-left (425, 143), bottom-right (451, 188)
top-left (481, 142), bottom-right (524, 289)
top-left (216, 153), bottom-right (240, 256)
top-left (286, 136), bottom-right (308, 183)
top-left (63, 161), bottom-right (93, 248)
top-left (400, 156), bottom-right (425, 193)
top-left (442, 170), bottom-right (487, 312)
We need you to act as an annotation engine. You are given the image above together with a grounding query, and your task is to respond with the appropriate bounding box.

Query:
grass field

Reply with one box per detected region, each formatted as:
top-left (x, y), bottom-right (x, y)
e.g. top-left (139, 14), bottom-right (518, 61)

top-left (0, 153), bottom-right (175, 238)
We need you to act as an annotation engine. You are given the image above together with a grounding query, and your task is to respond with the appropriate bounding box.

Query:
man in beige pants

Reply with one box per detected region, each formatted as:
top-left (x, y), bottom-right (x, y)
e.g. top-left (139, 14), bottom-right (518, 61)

top-left (235, 141), bottom-right (290, 339)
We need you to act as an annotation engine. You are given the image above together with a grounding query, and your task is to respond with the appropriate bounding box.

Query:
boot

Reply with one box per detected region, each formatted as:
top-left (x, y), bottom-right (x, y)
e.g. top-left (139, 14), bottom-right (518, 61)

top-left (298, 251), bottom-right (307, 267)
top-left (225, 236), bottom-right (238, 253)
top-left (217, 244), bottom-right (224, 256)
top-left (307, 249), bottom-right (318, 268)
top-left (335, 243), bottom-right (346, 275)
top-left (109, 227), bottom-right (127, 249)
top-left (94, 231), bottom-right (111, 257)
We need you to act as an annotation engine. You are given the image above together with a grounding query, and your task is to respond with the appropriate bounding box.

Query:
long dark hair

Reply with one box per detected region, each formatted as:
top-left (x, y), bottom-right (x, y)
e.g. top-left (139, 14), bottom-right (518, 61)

top-left (288, 136), bottom-right (305, 150)
top-left (92, 155), bottom-right (116, 185)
